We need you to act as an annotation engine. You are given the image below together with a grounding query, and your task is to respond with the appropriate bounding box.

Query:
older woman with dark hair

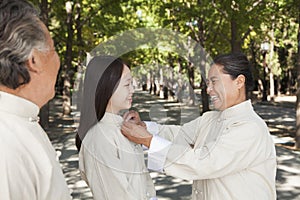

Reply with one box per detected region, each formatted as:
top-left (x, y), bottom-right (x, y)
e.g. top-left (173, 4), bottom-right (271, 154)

top-left (0, 0), bottom-right (71, 199)
top-left (76, 55), bottom-right (156, 200)
top-left (122, 53), bottom-right (277, 200)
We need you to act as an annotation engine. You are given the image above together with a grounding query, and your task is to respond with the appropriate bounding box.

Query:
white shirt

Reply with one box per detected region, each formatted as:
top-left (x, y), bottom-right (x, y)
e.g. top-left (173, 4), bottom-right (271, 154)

top-left (0, 91), bottom-right (71, 200)
top-left (79, 112), bottom-right (156, 200)
top-left (147, 100), bottom-right (277, 200)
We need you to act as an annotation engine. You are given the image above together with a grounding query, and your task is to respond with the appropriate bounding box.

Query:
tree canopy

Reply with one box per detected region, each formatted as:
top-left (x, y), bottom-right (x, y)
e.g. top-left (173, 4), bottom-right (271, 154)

top-left (31, 0), bottom-right (300, 148)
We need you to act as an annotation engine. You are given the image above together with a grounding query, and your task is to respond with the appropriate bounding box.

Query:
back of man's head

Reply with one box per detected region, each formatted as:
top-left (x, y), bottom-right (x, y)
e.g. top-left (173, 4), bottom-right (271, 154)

top-left (0, 0), bottom-right (47, 89)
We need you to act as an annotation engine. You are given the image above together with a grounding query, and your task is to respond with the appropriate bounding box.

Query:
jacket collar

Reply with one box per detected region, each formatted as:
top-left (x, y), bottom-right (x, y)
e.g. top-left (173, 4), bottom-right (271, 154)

top-left (101, 112), bottom-right (123, 126)
top-left (219, 100), bottom-right (253, 120)
top-left (0, 91), bottom-right (40, 122)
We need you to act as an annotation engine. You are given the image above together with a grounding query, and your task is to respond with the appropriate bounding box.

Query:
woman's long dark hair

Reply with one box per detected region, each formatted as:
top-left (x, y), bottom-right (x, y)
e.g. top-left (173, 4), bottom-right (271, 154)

top-left (75, 55), bottom-right (125, 151)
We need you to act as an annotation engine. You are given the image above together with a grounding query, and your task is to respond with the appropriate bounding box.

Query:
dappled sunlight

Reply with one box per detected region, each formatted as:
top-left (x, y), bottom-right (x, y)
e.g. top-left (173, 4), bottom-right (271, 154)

top-left (254, 101), bottom-right (296, 147)
top-left (150, 172), bottom-right (192, 200)
top-left (267, 117), bottom-right (295, 123)
top-left (47, 99), bottom-right (93, 200)
top-left (276, 146), bottom-right (300, 200)
top-left (56, 133), bottom-right (93, 200)
top-left (46, 92), bottom-right (300, 200)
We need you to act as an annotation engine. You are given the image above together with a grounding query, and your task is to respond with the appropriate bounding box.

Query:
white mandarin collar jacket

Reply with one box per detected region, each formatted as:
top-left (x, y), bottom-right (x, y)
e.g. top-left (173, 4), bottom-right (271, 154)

top-left (0, 91), bottom-right (71, 200)
top-left (148, 100), bottom-right (277, 200)
top-left (80, 112), bottom-right (156, 200)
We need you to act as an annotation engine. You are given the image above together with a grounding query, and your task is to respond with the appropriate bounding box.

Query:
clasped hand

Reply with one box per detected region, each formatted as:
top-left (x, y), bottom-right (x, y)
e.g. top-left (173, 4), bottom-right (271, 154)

top-left (121, 110), bottom-right (153, 148)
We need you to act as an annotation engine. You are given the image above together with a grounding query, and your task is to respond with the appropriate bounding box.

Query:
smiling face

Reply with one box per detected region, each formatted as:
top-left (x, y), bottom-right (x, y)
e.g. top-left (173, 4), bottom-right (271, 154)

top-left (106, 65), bottom-right (134, 114)
top-left (206, 64), bottom-right (246, 111)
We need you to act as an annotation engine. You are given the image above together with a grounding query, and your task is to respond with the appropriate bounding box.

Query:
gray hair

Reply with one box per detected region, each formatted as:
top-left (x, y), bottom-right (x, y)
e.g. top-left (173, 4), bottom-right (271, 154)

top-left (0, 0), bottom-right (49, 89)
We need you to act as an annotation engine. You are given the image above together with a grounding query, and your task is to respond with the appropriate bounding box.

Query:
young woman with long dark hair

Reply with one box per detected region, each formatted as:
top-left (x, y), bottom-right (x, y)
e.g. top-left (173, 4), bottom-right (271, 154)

top-left (76, 55), bottom-right (156, 200)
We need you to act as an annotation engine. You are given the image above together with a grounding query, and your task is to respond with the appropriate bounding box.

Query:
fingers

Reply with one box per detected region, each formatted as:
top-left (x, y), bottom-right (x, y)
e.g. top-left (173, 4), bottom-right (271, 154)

top-left (121, 122), bottom-right (152, 147)
top-left (123, 110), bottom-right (139, 122)
top-left (121, 124), bottom-right (130, 137)
top-left (122, 121), bottom-right (134, 128)
top-left (122, 122), bottom-right (150, 138)
top-left (121, 123), bottom-right (140, 143)
top-left (123, 111), bottom-right (131, 121)
top-left (121, 122), bottom-right (142, 137)
top-left (121, 122), bottom-right (137, 138)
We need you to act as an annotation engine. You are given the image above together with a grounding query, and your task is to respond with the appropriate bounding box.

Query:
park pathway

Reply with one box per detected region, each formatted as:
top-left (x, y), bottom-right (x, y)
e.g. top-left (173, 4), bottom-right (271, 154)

top-left (47, 90), bottom-right (300, 200)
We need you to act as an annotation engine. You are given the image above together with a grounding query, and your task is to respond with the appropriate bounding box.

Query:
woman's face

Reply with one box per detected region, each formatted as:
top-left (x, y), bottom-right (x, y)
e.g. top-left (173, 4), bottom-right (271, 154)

top-left (107, 65), bottom-right (134, 114)
top-left (206, 64), bottom-right (246, 111)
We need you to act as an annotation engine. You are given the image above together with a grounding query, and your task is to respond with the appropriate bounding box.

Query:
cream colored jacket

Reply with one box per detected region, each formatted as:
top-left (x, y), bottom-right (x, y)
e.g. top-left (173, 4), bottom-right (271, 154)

top-left (0, 91), bottom-right (71, 200)
top-left (148, 100), bottom-right (277, 200)
top-left (79, 112), bottom-right (156, 200)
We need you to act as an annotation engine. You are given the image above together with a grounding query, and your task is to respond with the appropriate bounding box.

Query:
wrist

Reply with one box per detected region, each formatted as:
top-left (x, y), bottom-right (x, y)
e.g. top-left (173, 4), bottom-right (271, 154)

top-left (144, 135), bottom-right (153, 148)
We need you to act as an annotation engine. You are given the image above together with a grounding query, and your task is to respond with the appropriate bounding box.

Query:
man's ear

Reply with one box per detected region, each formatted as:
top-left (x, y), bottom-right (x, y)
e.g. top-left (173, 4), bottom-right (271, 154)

top-left (236, 74), bottom-right (245, 89)
top-left (26, 51), bottom-right (41, 73)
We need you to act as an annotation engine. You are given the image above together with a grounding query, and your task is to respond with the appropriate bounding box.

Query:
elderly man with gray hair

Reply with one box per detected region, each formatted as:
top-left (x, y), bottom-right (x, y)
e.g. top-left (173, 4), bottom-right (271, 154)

top-left (0, 0), bottom-right (71, 199)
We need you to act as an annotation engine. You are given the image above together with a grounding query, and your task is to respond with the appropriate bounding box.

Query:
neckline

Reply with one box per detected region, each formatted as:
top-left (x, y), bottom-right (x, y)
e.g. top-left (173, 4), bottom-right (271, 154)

top-left (100, 112), bottom-right (123, 125)
top-left (219, 100), bottom-right (253, 120)
top-left (0, 91), bottom-right (40, 121)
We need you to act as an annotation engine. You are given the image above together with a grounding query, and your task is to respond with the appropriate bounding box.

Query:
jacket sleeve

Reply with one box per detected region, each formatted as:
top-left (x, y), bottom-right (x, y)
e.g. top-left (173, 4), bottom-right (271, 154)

top-left (163, 120), bottom-right (274, 180)
top-left (147, 117), bottom-right (203, 171)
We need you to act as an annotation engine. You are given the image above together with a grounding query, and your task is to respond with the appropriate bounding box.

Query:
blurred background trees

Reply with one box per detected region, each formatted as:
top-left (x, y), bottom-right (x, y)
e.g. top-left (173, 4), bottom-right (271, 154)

top-left (30, 0), bottom-right (300, 148)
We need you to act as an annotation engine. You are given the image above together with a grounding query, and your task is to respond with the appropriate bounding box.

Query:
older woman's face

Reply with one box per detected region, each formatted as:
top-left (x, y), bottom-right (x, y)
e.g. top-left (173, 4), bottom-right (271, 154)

top-left (206, 64), bottom-right (245, 111)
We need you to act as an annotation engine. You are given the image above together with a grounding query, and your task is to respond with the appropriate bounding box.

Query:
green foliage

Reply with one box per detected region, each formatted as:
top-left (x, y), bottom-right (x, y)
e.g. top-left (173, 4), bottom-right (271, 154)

top-left (30, 0), bottom-right (299, 96)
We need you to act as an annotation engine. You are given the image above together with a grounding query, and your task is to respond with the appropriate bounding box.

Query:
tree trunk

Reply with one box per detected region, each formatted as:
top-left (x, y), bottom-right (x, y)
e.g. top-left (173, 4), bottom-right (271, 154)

top-left (63, 2), bottom-right (74, 115)
top-left (75, 2), bottom-right (84, 68)
top-left (269, 72), bottom-right (275, 100)
top-left (195, 1), bottom-right (209, 113)
top-left (276, 76), bottom-right (281, 96)
top-left (249, 39), bottom-right (259, 100)
top-left (295, 10), bottom-right (300, 149)
top-left (187, 62), bottom-right (195, 105)
top-left (269, 26), bottom-right (275, 101)
top-left (39, 0), bottom-right (48, 26)
top-left (287, 69), bottom-right (292, 95)
top-left (230, 19), bottom-right (242, 53)
top-left (262, 51), bottom-right (268, 101)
